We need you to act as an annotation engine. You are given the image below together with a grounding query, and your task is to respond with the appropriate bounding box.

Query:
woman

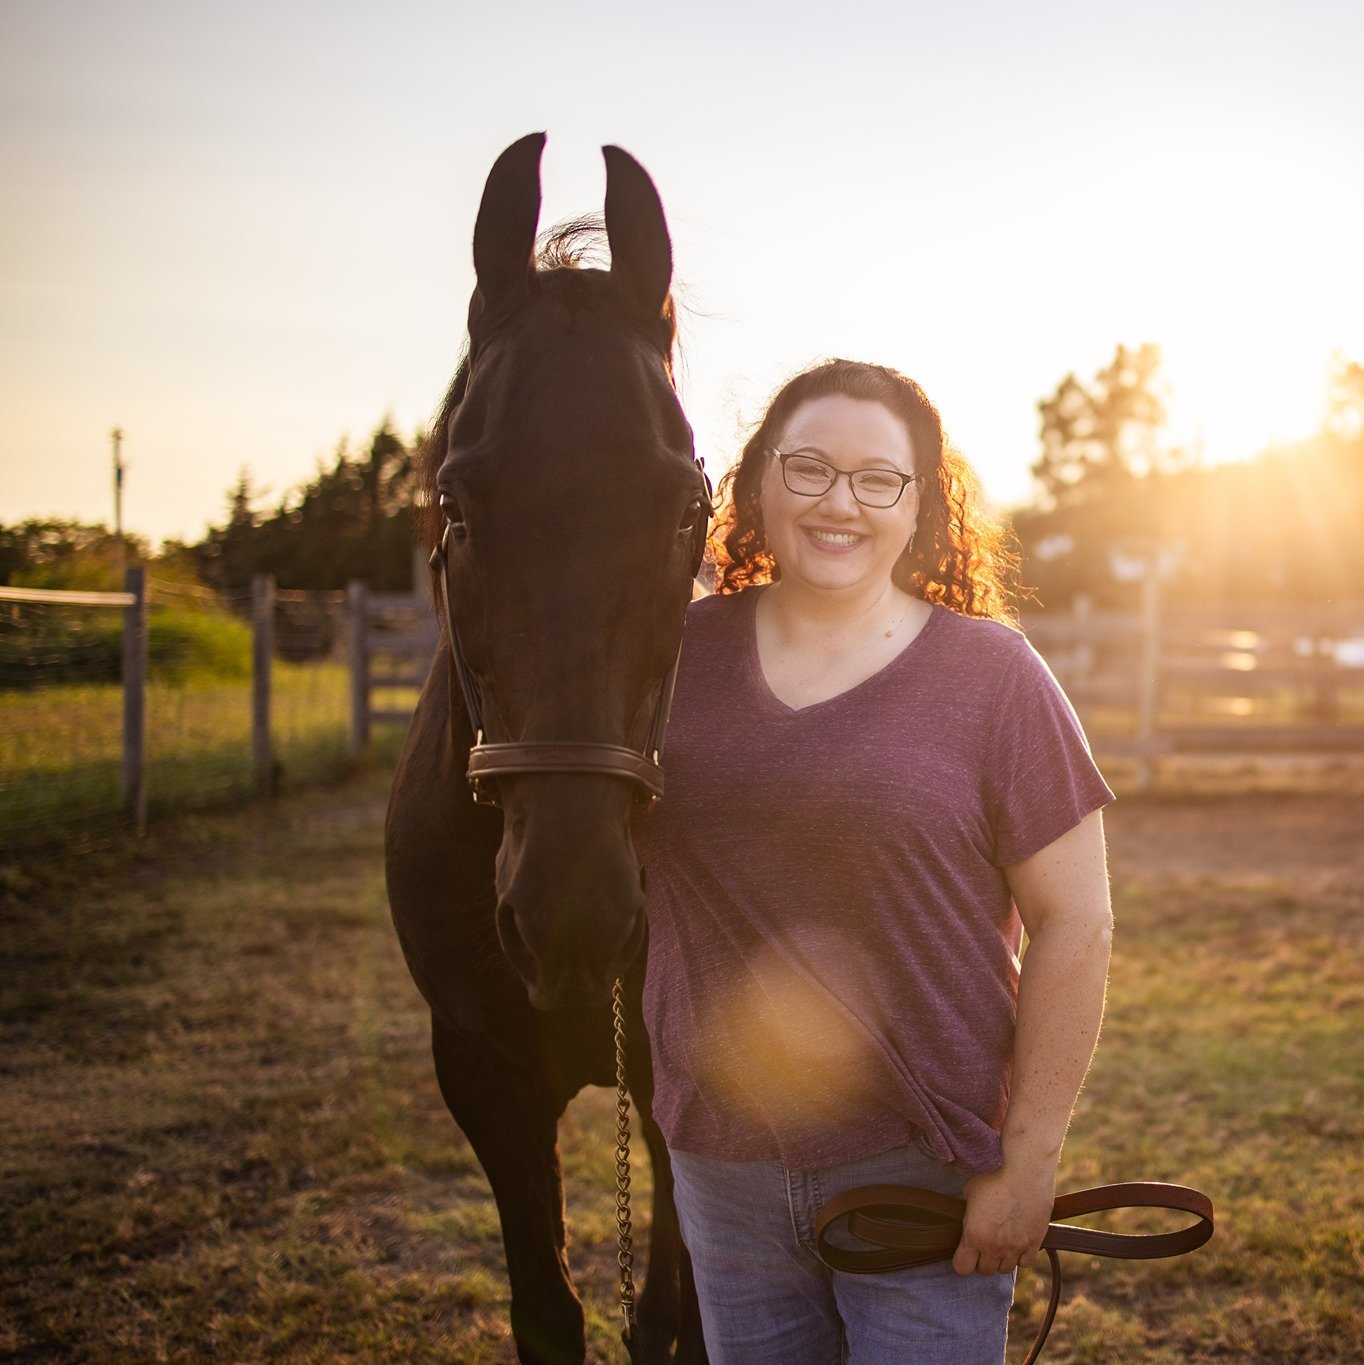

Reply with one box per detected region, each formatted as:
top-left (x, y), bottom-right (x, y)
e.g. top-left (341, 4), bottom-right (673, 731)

top-left (633, 360), bottom-right (1114, 1363)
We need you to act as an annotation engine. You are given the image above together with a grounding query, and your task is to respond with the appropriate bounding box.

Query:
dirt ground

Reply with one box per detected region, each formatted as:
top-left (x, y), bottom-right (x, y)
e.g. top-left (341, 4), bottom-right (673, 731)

top-left (1104, 788), bottom-right (1364, 887)
top-left (4, 767), bottom-right (1361, 1362)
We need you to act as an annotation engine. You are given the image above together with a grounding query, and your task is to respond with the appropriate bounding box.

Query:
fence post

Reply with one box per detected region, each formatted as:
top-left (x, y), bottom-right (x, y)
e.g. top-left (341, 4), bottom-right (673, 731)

top-left (252, 575), bottom-right (275, 794)
top-left (348, 580), bottom-right (369, 758)
top-left (1309, 634), bottom-right (1339, 723)
top-left (1135, 571), bottom-right (1162, 790)
top-left (1072, 593), bottom-right (1093, 708)
top-left (120, 565), bottom-right (147, 834)
top-left (412, 545), bottom-right (432, 610)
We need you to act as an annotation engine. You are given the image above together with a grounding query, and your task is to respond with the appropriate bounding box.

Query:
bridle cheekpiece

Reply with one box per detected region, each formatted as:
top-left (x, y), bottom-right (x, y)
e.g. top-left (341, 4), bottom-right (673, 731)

top-left (430, 460), bottom-right (710, 810)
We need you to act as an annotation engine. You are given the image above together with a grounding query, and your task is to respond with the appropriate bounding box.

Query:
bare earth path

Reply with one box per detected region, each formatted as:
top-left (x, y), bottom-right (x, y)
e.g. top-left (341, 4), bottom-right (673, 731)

top-left (1106, 789), bottom-right (1364, 887)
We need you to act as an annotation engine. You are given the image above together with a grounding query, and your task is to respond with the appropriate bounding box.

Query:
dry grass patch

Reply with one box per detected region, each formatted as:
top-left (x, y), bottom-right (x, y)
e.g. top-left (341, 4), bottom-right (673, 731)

top-left (2, 780), bottom-right (1362, 1361)
top-left (0, 772), bottom-right (634, 1363)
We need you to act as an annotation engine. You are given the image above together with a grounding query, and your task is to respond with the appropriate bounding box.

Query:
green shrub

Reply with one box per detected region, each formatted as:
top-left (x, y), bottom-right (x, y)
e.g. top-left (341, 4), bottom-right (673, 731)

top-left (0, 606), bottom-right (251, 689)
top-left (148, 608), bottom-right (251, 684)
top-left (0, 612), bottom-right (122, 689)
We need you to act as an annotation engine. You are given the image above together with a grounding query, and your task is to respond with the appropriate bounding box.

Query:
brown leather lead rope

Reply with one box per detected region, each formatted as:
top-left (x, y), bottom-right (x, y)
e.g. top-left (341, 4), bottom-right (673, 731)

top-left (814, 1181), bottom-right (1213, 1364)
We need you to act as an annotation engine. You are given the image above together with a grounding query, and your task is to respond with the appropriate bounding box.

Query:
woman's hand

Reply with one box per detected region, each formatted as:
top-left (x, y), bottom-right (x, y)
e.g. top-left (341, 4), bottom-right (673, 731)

top-left (953, 1160), bottom-right (1055, 1276)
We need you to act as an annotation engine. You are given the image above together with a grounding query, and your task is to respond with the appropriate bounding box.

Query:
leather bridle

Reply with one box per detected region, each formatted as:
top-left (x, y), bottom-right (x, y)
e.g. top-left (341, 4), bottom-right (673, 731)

top-left (430, 461), bottom-right (710, 810)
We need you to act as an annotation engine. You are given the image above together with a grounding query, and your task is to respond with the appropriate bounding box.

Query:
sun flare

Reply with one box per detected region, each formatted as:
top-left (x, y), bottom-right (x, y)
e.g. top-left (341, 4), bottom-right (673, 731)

top-left (1162, 336), bottom-right (1334, 467)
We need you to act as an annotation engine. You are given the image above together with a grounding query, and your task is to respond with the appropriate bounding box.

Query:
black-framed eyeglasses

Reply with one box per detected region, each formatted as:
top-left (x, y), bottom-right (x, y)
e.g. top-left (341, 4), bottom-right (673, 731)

top-left (772, 449), bottom-right (922, 508)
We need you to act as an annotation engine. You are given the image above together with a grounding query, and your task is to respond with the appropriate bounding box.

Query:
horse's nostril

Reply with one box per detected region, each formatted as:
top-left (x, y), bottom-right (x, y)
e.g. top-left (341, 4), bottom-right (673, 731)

top-left (494, 899), bottom-right (539, 989)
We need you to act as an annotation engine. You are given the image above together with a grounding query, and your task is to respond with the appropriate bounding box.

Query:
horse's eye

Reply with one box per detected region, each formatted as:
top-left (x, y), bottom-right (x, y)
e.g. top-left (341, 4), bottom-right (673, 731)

top-left (440, 494), bottom-right (467, 538)
top-left (678, 498), bottom-right (707, 533)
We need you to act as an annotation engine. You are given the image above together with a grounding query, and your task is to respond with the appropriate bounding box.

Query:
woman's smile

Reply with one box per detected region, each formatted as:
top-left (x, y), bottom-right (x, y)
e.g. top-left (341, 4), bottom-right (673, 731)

top-left (803, 525), bottom-right (868, 551)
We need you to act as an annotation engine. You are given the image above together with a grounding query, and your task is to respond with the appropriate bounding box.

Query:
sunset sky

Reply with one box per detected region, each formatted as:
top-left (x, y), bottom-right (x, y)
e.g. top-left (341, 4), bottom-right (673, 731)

top-left (2, 0), bottom-right (1362, 547)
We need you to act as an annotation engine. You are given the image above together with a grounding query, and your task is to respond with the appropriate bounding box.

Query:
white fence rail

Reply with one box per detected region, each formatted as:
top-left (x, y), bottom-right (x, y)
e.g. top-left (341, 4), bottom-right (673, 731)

top-left (1, 568), bottom-right (149, 832)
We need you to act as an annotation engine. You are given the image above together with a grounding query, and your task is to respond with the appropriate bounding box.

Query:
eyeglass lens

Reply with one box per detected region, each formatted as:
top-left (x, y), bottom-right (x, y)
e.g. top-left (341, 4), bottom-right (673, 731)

top-left (781, 453), bottom-right (911, 508)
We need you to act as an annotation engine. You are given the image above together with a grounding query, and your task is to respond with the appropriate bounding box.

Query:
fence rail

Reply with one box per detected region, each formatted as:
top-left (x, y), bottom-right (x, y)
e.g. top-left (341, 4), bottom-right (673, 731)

top-left (2, 570), bottom-right (357, 845)
top-left (1023, 587), bottom-right (1364, 782)
top-left (0, 585), bottom-right (137, 607)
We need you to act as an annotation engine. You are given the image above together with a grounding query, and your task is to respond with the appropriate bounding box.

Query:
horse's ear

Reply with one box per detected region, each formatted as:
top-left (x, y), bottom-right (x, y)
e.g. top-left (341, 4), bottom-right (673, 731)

top-left (603, 145), bottom-right (672, 322)
top-left (472, 132), bottom-right (545, 312)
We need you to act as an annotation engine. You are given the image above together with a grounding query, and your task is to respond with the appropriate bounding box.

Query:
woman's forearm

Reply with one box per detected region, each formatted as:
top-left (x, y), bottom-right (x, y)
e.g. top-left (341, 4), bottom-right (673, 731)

top-left (1002, 906), bottom-right (1112, 1170)
top-left (955, 812), bottom-right (1113, 1275)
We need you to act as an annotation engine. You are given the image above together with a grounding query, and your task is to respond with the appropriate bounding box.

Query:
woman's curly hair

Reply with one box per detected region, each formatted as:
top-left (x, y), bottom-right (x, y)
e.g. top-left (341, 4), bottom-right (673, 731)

top-left (710, 359), bottom-right (1021, 623)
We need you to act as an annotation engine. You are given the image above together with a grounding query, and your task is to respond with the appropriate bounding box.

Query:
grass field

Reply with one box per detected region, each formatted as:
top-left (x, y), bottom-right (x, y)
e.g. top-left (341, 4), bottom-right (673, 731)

top-left (0, 665), bottom-right (370, 845)
top-left (2, 770), bottom-right (1362, 1361)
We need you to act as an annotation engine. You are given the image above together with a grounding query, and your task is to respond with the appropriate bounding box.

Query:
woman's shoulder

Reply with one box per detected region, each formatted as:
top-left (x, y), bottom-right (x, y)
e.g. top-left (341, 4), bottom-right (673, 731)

top-left (685, 587), bottom-right (755, 631)
top-left (677, 589), bottom-right (756, 671)
top-left (929, 606), bottom-right (1032, 665)
top-left (928, 608), bottom-right (1054, 687)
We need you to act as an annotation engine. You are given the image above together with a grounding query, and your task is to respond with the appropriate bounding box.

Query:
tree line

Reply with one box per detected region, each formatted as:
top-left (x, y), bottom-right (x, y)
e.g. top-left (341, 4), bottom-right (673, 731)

top-left (5, 355), bottom-right (1362, 612)
top-left (1, 420), bottom-right (425, 599)
top-left (1014, 349), bottom-right (1364, 608)
top-left (193, 420), bottom-right (423, 595)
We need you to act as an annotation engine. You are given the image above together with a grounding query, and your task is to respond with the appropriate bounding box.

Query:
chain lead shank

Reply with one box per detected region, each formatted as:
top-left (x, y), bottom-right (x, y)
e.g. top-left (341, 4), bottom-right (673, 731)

top-left (612, 978), bottom-right (641, 1360)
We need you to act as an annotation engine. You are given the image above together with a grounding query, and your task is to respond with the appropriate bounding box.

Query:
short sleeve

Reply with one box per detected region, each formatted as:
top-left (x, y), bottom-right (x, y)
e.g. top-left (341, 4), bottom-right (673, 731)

top-left (984, 640), bottom-right (1115, 867)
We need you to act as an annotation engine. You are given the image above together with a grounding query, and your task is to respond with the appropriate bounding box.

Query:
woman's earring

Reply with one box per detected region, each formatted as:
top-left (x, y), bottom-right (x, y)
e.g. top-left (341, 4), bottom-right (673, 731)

top-left (906, 531), bottom-right (916, 556)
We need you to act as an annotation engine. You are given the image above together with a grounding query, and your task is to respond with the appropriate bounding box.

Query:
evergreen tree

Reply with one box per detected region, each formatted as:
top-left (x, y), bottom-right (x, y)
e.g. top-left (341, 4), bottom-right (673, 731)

top-left (191, 420), bottom-right (421, 595)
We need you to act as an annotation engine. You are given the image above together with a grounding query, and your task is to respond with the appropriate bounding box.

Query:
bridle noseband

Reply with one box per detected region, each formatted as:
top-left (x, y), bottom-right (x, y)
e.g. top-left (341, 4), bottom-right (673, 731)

top-left (430, 462), bottom-right (710, 810)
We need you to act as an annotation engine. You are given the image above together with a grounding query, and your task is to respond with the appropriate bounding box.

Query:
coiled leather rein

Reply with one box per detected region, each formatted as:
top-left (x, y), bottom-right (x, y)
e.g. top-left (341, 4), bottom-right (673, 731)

top-left (814, 1180), bottom-right (1213, 1364)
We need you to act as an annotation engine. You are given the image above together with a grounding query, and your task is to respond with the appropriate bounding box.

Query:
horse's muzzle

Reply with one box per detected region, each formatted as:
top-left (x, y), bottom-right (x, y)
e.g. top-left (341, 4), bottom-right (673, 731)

top-left (496, 895), bottom-right (645, 1011)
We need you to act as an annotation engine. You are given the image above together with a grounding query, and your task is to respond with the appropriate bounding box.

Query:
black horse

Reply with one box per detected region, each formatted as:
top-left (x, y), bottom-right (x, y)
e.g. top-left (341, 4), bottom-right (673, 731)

top-left (385, 134), bottom-right (709, 1364)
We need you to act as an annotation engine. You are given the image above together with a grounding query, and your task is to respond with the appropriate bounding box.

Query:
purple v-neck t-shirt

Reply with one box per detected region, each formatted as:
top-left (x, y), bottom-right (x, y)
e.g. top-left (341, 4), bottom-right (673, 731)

top-left (633, 588), bottom-right (1114, 1175)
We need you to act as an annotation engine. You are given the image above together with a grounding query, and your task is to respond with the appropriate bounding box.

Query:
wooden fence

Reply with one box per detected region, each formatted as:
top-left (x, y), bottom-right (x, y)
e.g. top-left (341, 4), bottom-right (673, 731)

top-left (0, 570), bottom-right (148, 832)
top-left (3, 570), bottom-right (353, 840)
top-left (15, 564), bottom-right (1353, 836)
top-left (1023, 586), bottom-right (1364, 783)
top-left (345, 553), bottom-right (437, 758)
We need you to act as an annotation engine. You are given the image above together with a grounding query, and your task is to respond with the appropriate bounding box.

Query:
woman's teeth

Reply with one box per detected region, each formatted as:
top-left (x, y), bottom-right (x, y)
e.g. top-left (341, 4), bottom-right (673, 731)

top-left (807, 529), bottom-right (863, 547)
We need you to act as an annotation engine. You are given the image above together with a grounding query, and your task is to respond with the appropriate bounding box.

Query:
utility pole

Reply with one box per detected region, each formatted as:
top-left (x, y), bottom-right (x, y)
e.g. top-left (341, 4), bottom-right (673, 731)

top-left (111, 426), bottom-right (125, 571)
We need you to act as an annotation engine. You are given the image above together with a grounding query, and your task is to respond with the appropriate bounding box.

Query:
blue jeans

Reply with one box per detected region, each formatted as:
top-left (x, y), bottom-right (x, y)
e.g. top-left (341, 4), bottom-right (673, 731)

top-left (669, 1142), bottom-right (1014, 1364)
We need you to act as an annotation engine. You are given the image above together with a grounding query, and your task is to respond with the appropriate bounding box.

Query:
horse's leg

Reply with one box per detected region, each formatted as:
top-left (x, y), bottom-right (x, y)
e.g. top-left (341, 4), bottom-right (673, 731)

top-left (623, 981), bottom-right (708, 1365)
top-left (431, 1017), bottom-right (584, 1365)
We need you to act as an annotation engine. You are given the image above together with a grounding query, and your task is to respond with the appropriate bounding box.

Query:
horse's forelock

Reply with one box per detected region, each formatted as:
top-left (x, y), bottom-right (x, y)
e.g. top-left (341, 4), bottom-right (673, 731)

top-left (536, 215), bottom-right (610, 271)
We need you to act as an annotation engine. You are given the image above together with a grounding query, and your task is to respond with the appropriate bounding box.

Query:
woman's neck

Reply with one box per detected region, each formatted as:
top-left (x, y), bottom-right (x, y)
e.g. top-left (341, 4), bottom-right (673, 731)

top-left (761, 579), bottom-right (911, 641)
